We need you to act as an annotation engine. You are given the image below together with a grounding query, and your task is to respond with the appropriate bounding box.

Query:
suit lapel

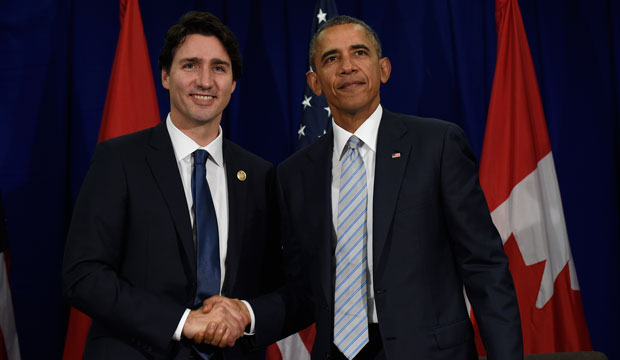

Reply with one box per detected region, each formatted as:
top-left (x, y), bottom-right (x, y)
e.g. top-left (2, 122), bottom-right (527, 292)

top-left (302, 132), bottom-right (335, 310)
top-left (373, 110), bottom-right (411, 267)
top-left (221, 140), bottom-right (247, 294)
top-left (146, 123), bottom-right (196, 279)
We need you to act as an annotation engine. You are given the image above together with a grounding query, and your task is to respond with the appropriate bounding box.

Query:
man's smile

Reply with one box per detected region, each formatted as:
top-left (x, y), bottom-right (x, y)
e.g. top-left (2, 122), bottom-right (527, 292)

top-left (191, 94), bottom-right (216, 104)
top-left (337, 80), bottom-right (365, 90)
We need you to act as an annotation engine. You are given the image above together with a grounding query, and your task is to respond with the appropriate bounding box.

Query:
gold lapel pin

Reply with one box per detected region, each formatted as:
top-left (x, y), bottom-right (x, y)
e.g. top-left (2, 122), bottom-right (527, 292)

top-left (237, 170), bottom-right (247, 181)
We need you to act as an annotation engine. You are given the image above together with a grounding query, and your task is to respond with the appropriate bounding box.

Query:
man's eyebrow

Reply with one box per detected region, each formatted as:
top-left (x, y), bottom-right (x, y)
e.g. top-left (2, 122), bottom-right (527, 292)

top-left (179, 57), bottom-right (201, 63)
top-left (350, 44), bottom-right (370, 52)
top-left (211, 58), bottom-right (231, 66)
top-left (320, 49), bottom-right (339, 62)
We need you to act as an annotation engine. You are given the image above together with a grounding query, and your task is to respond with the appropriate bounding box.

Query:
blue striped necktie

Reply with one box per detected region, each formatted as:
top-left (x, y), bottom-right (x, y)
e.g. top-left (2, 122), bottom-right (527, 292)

top-left (334, 135), bottom-right (369, 359)
top-left (191, 149), bottom-right (221, 306)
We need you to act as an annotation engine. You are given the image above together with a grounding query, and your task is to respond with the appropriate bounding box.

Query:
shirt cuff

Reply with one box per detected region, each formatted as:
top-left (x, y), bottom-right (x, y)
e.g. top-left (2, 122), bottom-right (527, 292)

top-left (240, 300), bottom-right (256, 335)
top-left (173, 308), bottom-right (191, 341)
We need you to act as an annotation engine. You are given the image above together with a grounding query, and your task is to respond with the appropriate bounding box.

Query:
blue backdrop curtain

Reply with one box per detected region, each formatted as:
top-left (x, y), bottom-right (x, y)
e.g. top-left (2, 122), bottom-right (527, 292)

top-left (0, 0), bottom-right (618, 358)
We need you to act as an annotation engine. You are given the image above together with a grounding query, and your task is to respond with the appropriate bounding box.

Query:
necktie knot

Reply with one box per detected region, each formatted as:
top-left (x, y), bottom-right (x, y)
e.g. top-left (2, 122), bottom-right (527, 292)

top-left (340, 136), bottom-right (363, 161)
top-left (347, 135), bottom-right (362, 151)
top-left (194, 149), bottom-right (209, 166)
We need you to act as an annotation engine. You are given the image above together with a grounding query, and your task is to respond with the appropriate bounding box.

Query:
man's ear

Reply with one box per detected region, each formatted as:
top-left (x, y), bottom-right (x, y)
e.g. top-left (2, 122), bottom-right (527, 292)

top-left (379, 57), bottom-right (391, 84)
top-left (306, 71), bottom-right (323, 96)
top-left (161, 69), bottom-right (170, 90)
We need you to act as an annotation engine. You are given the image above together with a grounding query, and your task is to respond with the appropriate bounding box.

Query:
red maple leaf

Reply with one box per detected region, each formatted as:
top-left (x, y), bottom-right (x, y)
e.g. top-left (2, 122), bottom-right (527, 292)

top-left (472, 234), bottom-right (592, 355)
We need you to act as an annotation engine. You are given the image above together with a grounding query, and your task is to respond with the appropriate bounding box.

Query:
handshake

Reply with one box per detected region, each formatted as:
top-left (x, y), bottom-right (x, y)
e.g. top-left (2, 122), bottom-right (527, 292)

top-left (182, 295), bottom-right (251, 348)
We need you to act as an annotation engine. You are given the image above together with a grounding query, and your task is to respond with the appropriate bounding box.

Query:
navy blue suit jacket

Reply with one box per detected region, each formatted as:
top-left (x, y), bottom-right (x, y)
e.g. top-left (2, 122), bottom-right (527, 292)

top-left (63, 122), bottom-right (281, 359)
top-left (251, 110), bottom-right (522, 359)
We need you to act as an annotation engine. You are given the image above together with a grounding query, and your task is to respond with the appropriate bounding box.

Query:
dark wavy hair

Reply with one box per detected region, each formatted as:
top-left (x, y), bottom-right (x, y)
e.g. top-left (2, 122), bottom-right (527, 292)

top-left (158, 11), bottom-right (242, 81)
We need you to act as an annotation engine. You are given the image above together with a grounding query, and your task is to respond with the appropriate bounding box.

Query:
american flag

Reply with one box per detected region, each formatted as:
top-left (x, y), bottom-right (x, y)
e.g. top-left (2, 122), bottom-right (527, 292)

top-left (296, 0), bottom-right (339, 150)
top-left (264, 1), bottom-right (339, 359)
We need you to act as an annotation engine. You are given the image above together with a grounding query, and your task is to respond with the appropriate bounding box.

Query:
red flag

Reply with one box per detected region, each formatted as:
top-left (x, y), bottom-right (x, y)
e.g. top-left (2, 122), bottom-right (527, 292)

top-left (62, 0), bottom-right (160, 358)
top-left (473, 0), bottom-right (592, 354)
top-left (267, 324), bottom-right (315, 360)
top-left (97, 0), bottom-right (160, 142)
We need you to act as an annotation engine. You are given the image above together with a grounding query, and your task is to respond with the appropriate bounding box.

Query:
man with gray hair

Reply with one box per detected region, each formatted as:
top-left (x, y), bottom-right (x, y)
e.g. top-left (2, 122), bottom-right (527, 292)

top-left (208, 15), bottom-right (523, 360)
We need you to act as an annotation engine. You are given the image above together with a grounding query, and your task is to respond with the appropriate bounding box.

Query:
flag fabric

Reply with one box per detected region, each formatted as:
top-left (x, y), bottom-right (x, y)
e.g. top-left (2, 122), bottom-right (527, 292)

top-left (265, 1), bottom-right (338, 359)
top-left (295, 0), bottom-right (339, 149)
top-left (96, 0), bottom-right (161, 143)
top-left (62, 0), bottom-right (160, 358)
top-left (0, 196), bottom-right (20, 360)
top-left (473, 0), bottom-right (592, 354)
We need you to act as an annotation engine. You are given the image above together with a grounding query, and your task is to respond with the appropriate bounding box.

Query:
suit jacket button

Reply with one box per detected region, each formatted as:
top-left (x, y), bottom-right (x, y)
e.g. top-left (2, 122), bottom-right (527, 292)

top-left (375, 289), bottom-right (386, 295)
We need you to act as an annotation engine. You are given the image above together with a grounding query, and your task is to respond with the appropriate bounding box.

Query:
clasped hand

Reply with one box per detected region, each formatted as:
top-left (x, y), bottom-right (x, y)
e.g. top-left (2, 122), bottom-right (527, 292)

top-left (182, 296), bottom-right (251, 347)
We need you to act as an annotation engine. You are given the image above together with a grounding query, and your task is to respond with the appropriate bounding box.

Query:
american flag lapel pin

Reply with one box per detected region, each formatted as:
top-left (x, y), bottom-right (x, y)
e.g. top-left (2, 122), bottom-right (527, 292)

top-left (391, 152), bottom-right (401, 159)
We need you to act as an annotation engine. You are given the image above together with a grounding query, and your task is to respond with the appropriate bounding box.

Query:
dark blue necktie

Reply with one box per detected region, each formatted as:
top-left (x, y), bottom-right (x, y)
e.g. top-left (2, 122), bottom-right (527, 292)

top-left (191, 149), bottom-right (221, 306)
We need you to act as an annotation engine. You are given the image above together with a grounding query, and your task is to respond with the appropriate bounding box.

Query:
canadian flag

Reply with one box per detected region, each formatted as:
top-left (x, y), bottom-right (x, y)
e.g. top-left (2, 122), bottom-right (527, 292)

top-left (266, 324), bottom-right (315, 360)
top-left (473, 0), bottom-right (592, 354)
top-left (62, 0), bottom-right (160, 358)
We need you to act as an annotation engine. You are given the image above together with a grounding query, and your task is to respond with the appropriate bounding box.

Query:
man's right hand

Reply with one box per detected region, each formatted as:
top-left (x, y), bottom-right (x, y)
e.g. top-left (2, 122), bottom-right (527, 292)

top-left (182, 299), bottom-right (248, 347)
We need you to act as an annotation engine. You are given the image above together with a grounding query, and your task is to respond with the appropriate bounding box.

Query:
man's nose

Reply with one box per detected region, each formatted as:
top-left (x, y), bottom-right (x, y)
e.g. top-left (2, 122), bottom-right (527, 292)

top-left (196, 68), bottom-right (213, 88)
top-left (339, 55), bottom-right (356, 74)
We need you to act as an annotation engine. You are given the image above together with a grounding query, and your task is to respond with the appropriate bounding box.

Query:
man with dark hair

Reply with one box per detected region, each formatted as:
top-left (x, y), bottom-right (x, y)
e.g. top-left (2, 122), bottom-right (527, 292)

top-left (242, 15), bottom-right (523, 359)
top-left (158, 11), bottom-right (243, 82)
top-left (63, 11), bottom-right (280, 359)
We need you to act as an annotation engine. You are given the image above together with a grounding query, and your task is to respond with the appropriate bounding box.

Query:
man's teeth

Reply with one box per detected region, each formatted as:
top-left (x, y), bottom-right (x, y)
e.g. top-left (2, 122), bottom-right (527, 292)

top-left (193, 95), bottom-right (213, 100)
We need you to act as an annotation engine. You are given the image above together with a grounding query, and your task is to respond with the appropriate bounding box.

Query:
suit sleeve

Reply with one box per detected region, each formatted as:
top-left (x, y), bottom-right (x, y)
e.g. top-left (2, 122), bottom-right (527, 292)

top-left (257, 165), bottom-right (285, 294)
top-left (247, 170), bottom-right (314, 347)
top-left (439, 124), bottom-right (523, 359)
top-left (62, 141), bottom-right (185, 351)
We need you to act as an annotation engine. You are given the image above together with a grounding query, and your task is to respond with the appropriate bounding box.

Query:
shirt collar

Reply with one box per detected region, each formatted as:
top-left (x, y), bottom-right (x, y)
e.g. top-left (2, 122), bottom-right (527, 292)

top-left (332, 104), bottom-right (382, 159)
top-left (166, 113), bottom-right (224, 167)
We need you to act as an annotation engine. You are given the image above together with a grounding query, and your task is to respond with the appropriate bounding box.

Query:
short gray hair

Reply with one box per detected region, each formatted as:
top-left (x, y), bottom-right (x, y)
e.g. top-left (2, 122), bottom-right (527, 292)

top-left (308, 15), bottom-right (383, 71)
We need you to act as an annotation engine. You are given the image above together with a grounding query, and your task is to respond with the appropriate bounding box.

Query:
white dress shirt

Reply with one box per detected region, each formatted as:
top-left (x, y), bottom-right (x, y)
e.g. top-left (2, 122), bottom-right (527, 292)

top-left (166, 114), bottom-right (231, 340)
top-left (331, 104), bottom-right (382, 323)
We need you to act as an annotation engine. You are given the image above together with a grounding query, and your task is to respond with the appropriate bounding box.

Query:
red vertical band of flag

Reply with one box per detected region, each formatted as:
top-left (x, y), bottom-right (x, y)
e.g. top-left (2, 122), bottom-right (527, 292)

top-left (97, 0), bottom-right (160, 143)
top-left (474, 0), bottom-right (592, 354)
top-left (62, 0), bottom-right (160, 359)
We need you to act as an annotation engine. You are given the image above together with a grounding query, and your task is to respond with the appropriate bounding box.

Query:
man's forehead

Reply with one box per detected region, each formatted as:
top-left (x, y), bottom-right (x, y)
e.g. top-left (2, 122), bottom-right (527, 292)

top-left (316, 23), bottom-right (376, 56)
top-left (318, 24), bottom-right (370, 45)
top-left (173, 34), bottom-right (230, 62)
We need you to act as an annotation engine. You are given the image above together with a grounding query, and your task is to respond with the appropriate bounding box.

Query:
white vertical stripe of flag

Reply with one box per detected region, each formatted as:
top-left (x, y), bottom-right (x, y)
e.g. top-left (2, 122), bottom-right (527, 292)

top-left (276, 332), bottom-right (311, 360)
top-left (0, 252), bottom-right (20, 360)
top-left (490, 152), bottom-right (579, 307)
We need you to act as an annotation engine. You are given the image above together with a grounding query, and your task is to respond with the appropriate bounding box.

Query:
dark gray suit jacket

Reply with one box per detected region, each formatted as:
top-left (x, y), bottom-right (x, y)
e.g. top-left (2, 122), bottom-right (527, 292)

top-left (63, 122), bottom-right (281, 359)
top-left (251, 109), bottom-right (523, 359)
